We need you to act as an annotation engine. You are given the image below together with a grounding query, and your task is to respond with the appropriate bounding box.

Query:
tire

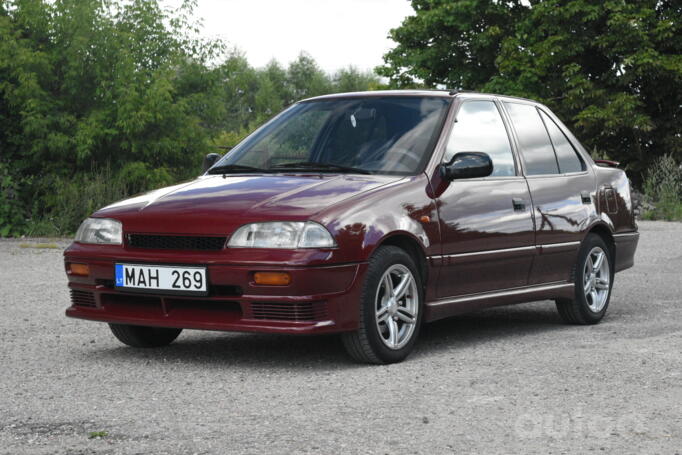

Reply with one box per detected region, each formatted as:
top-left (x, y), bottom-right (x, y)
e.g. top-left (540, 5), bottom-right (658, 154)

top-left (342, 245), bottom-right (424, 364)
top-left (556, 233), bottom-right (614, 324)
top-left (109, 324), bottom-right (182, 348)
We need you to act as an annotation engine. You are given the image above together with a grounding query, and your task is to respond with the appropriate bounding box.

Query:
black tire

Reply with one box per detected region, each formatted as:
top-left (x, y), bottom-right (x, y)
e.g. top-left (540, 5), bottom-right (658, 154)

top-left (109, 324), bottom-right (182, 348)
top-left (342, 245), bottom-right (424, 364)
top-left (556, 233), bottom-right (614, 325)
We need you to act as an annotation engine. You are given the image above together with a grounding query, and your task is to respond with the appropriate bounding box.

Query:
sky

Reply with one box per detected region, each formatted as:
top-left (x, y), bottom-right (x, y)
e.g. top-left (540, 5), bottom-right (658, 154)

top-left (161, 0), bottom-right (415, 73)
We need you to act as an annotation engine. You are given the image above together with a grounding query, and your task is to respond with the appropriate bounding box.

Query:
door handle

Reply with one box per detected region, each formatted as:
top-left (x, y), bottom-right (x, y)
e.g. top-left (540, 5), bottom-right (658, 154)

top-left (581, 191), bottom-right (592, 204)
top-left (512, 198), bottom-right (526, 211)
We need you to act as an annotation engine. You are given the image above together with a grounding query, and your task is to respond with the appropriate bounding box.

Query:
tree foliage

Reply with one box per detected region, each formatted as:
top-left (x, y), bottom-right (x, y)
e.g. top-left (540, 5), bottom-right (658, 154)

top-left (378, 0), bottom-right (682, 178)
top-left (2, 0), bottom-right (219, 176)
top-left (0, 0), bottom-right (379, 235)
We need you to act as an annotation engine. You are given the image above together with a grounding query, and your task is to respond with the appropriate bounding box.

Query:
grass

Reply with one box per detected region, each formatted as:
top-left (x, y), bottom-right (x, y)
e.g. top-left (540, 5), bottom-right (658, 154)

top-left (641, 199), bottom-right (682, 221)
top-left (22, 218), bottom-right (64, 238)
top-left (88, 430), bottom-right (108, 439)
top-left (18, 242), bottom-right (60, 249)
top-left (641, 154), bottom-right (682, 221)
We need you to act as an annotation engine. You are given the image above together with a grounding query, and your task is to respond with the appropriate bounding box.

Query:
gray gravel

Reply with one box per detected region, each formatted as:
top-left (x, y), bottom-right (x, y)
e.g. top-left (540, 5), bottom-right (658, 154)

top-left (1, 222), bottom-right (680, 454)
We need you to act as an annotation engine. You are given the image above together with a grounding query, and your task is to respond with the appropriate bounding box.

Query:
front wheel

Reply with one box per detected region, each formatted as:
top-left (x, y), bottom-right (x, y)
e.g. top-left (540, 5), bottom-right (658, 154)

top-left (109, 324), bottom-right (182, 348)
top-left (556, 234), bottom-right (613, 324)
top-left (342, 246), bottom-right (423, 364)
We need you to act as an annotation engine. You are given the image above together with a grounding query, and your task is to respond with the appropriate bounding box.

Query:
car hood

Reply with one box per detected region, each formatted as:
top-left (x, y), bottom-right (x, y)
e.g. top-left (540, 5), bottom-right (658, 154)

top-left (95, 173), bottom-right (403, 235)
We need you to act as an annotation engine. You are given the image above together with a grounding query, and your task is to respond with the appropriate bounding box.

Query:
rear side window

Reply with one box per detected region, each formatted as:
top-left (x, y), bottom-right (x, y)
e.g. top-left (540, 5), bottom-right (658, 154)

top-left (539, 110), bottom-right (585, 173)
top-left (444, 100), bottom-right (515, 177)
top-left (504, 102), bottom-right (559, 175)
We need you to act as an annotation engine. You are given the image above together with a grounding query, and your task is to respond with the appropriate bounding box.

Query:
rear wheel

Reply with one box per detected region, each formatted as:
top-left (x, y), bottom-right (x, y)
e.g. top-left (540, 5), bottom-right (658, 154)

top-left (556, 234), bottom-right (613, 324)
top-left (342, 246), bottom-right (423, 364)
top-left (109, 324), bottom-right (182, 348)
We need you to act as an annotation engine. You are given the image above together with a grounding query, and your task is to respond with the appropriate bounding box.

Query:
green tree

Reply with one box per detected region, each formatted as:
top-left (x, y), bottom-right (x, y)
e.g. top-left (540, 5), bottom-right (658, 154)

top-left (261, 60), bottom-right (293, 106)
top-left (217, 52), bottom-right (259, 132)
top-left (0, 0), bottom-right (227, 233)
top-left (334, 66), bottom-right (381, 93)
top-left (1, 0), bottom-right (228, 175)
top-left (379, 0), bottom-right (682, 179)
top-left (287, 52), bottom-right (332, 101)
top-left (253, 72), bottom-right (284, 124)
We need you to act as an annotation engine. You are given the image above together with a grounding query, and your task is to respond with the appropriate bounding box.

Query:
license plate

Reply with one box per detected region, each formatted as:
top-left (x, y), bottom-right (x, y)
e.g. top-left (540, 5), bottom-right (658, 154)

top-left (115, 264), bottom-right (208, 295)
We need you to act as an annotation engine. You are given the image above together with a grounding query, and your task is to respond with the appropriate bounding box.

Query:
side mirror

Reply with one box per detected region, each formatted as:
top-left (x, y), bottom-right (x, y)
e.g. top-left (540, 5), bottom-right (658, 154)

top-left (440, 152), bottom-right (493, 181)
top-left (202, 153), bottom-right (222, 173)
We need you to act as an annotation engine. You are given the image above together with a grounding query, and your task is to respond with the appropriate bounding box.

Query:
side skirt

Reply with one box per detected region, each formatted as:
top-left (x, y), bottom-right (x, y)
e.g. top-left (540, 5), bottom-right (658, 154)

top-left (424, 282), bottom-right (574, 322)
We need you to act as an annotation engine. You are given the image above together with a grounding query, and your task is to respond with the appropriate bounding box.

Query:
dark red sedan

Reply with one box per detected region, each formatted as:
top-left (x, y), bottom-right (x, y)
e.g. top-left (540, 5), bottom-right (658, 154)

top-left (65, 91), bottom-right (639, 364)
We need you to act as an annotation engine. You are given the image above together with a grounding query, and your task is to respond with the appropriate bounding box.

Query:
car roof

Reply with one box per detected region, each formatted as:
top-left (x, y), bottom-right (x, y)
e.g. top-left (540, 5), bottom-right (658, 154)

top-left (301, 90), bottom-right (541, 105)
top-left (302, 90), bottom-right (453, 101)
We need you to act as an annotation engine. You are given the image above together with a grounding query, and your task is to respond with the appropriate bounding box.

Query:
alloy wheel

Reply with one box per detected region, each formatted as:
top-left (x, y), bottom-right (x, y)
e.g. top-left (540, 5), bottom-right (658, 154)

top-left (583, 246), bottom-right (610, 312)
top-left (374, 264), bottom-right (419, 350)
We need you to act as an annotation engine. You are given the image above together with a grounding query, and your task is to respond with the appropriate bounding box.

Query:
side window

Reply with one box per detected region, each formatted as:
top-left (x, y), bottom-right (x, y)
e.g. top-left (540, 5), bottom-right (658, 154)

top-left (539, 110), bottom-right (585, 173)
top-left (444, 101), bottom-right (515, 177)
top-left (504, 102), bottom-right (559, 175)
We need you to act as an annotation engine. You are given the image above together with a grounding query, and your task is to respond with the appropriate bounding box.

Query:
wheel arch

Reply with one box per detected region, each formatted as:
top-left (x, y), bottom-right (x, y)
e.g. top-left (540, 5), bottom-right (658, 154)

top-left (375, 232), bottom-right (429, 292)
top-left (585, 223), bottom-right (616, 262)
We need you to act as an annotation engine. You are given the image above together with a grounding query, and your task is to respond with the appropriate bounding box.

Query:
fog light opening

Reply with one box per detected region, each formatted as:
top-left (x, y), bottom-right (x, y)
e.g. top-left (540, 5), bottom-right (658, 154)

top-left (68, 263), bottom-right (90, 276)
top-left (253, 272), bottom-right (291, 286)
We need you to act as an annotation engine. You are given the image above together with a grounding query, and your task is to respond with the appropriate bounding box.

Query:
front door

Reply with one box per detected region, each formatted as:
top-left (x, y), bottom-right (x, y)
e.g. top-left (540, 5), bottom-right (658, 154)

top-left (436, 99), bottom-right (535, 298)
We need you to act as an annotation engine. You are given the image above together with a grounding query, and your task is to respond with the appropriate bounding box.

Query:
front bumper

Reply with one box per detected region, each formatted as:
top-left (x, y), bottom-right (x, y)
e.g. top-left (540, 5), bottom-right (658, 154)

top-left (65, 245), bottom-right (366, 335)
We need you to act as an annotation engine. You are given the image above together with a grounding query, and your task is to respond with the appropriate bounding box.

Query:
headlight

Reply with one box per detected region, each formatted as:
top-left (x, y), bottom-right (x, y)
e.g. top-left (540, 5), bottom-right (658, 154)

top-left (228, 221), bottom-right (336, 249)
top-left (74, 218), bottom-right (123, 245)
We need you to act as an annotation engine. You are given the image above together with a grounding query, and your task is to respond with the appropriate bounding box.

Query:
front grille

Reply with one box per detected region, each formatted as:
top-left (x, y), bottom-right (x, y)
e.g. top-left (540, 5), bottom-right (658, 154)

top-left (70, 289), bottom-right (96, 308)
top-left (127, 234), bottom-right (226, 251)
top-left (251, 301), bottom-right (327, 321)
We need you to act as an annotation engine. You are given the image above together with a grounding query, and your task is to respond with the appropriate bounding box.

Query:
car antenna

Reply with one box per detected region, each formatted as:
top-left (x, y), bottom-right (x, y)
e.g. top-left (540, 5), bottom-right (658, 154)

top-left (448, 89), bottom-right (477, 95)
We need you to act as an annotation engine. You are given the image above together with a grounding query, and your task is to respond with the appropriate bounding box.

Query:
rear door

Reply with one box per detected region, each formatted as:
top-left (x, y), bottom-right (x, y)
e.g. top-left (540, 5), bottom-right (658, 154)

top-left (501, 101), bottom-right (595, 284)
top-left (435, 98), bottom-right (535, 297)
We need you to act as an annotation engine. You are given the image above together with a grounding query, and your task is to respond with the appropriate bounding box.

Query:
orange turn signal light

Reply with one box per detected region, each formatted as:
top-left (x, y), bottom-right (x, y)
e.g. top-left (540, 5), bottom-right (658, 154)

top-left (253, 272), bottom-right (291, 286)
top-left (69, 263), bottom-right (90, 276)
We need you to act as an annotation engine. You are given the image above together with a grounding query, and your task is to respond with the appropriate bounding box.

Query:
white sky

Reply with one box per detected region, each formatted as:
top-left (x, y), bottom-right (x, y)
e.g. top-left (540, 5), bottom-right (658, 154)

top-left (162, 0), bottom-right (415, 73)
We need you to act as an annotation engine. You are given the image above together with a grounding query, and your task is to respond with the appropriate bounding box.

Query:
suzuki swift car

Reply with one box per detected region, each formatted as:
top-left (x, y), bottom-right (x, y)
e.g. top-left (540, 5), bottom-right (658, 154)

top-left (65, 91), bottom-right (639, 364)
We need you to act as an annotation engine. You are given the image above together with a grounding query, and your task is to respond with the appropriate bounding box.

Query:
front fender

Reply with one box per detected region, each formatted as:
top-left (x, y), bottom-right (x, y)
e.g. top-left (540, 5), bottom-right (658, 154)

top-left (314, 175), bottom-right (439, 263)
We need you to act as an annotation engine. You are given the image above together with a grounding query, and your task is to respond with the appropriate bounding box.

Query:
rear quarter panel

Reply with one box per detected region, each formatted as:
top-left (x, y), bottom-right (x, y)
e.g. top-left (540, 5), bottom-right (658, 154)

top-left (594, 166), bottom-right (637, 234)
top-left (593, 165), bottom-right (639, 272)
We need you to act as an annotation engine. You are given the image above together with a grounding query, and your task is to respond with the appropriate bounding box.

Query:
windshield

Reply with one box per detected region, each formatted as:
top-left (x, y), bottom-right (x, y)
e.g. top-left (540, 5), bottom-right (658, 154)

top-left (210, 96), bottom-right (451, 175)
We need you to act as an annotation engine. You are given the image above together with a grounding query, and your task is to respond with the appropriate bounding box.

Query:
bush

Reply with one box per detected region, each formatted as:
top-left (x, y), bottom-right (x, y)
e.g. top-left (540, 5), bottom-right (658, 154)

top-left (117, 162), bottom-right (175, 195)
top-left (642, 154), bottom-right (682, 221)
top-left (26, 166), bottom-right (135, 236)
top-left (0, 162), bottom-right (28, 237)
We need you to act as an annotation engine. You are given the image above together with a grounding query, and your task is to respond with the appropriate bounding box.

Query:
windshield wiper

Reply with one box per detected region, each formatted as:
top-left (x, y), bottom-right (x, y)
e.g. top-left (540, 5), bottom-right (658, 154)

top-left (206, 164), bottom-right (268, 175)
top-left (270, 161), bottom-right (373, 175)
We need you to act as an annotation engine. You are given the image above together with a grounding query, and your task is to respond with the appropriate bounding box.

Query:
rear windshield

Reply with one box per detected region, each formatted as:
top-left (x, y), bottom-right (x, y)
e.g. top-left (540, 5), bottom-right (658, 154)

top-left (213, 96), bottom-right (451, 175)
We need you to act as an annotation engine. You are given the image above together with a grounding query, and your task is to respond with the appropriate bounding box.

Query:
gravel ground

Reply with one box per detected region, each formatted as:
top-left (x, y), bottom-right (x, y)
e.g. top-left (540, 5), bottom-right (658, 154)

top-left (1, 221), bottom-right (680, 454)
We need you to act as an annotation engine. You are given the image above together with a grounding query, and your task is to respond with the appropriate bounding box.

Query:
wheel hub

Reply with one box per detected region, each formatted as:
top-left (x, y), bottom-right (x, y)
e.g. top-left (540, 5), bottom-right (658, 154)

top-left (387, 299), bottom-right (398, 316)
